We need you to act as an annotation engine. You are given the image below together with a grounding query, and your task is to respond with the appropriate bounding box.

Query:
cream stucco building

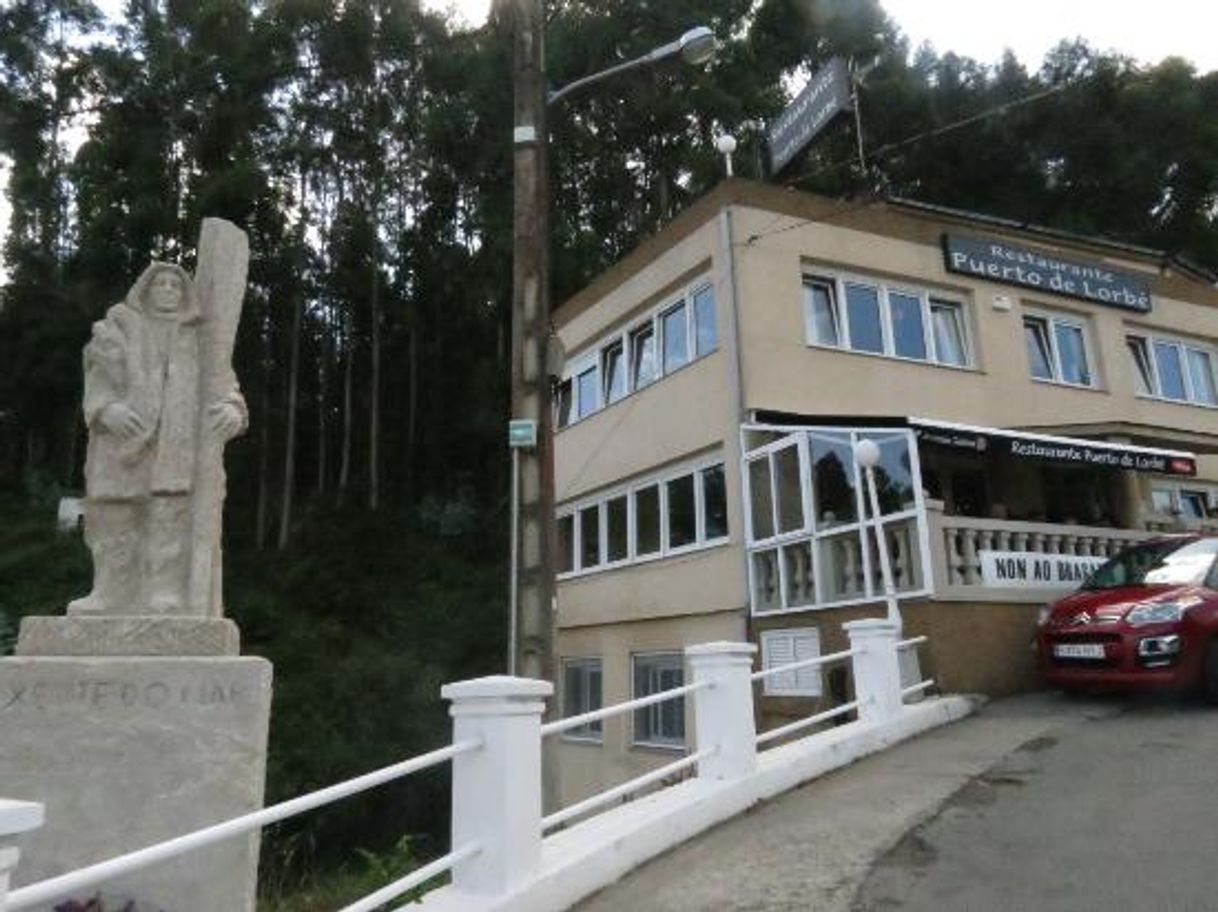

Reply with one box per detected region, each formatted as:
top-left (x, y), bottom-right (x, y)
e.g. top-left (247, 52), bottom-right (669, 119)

top-left (549, 179), bottom-right (1218, 803)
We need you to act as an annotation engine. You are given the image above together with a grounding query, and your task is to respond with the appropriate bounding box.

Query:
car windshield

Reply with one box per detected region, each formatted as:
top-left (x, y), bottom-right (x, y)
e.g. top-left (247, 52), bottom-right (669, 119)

top-left (1083, 538), bottom-right (1218, 590)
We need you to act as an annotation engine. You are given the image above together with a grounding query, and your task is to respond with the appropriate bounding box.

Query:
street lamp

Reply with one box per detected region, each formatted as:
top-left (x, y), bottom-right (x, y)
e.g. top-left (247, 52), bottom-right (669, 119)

top-left (853, 438), bottom-right (901, 629)
top-left (507, 3), bottom-right (716, 682)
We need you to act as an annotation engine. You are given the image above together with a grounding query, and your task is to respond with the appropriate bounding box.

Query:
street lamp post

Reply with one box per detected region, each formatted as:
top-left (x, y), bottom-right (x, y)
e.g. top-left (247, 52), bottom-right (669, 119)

top-left (505, 0), bottom-right (715, 682)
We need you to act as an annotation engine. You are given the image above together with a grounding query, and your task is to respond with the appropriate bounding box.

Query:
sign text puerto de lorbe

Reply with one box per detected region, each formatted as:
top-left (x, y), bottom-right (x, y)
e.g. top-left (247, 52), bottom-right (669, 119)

top-left (943, 234), bottom-right (1152, 313)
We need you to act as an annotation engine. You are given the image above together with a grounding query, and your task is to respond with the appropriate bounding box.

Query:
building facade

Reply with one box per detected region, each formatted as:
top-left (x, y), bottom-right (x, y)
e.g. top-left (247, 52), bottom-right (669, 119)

top-left (549, 179), bottom-right (1218, 803)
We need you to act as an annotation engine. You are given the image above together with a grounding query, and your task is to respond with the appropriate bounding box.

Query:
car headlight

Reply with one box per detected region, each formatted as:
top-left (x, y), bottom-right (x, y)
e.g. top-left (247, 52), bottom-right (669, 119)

top-left (1125, 602), bottom-right (1186, 627)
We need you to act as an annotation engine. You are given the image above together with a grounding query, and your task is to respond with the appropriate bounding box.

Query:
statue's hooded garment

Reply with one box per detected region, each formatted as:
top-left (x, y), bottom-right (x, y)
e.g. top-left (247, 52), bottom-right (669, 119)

top-left (83, 262), bottom-right (205, 500)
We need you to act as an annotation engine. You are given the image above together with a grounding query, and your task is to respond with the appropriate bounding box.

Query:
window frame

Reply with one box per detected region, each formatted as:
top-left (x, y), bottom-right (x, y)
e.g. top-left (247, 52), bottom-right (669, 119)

top-left (1022, 308), bottom-right (1097, 389)
top-left (561, 656), bottom-right (604, 743)
top-left (802, 272), bottom-right (972, 370)
top-left (557, 455), bottom-right (731, 579)
top-left (631, 651), bottom-right (686, 750)
top-left (554, 276), bottom-right (717, 430)
top-left (1127, 330), bottom-right (1218, 408)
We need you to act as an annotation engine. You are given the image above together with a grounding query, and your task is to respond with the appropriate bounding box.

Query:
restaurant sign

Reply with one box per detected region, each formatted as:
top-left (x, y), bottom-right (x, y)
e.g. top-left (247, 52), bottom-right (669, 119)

top-left (943, 234), bottom-right (1152, 313)
top-left (912, 423), bottom-right (1196, 477)
top-left (766, 57), bottom-right (853, 176)
top-left (980, 550), bottom-right (1106, 589)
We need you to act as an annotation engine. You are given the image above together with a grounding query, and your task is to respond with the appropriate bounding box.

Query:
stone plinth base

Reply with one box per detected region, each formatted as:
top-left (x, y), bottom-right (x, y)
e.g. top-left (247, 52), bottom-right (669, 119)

top-left (0, 657), bottom-right (272, 911)
top-left (16, 616), bottom-right (240, 656)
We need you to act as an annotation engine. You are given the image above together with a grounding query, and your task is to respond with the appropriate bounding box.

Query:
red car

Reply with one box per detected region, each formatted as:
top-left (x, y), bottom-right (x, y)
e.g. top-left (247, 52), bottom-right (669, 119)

top-left (1037, 535), bottom-right (1218, 701)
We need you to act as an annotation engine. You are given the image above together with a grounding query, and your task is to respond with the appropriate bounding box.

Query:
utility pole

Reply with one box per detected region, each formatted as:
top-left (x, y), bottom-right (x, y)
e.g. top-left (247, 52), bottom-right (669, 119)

top-left (507, 0), bottom-right (554, 686)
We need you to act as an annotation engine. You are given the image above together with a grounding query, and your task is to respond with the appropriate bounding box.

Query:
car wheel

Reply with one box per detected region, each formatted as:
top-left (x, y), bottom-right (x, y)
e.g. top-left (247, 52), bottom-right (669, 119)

top-left (1204, 639), bottom-right (1218, 705)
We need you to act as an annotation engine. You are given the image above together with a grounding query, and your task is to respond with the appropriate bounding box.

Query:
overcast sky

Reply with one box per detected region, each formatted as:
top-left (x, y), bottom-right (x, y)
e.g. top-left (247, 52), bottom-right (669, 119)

top-left (2, 1), bottom-right (1213, 283)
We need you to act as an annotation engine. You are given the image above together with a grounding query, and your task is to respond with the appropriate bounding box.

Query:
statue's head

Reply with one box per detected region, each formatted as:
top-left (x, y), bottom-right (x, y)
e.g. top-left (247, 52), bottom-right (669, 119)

top-left (129, 262), bottom-right (199, 321)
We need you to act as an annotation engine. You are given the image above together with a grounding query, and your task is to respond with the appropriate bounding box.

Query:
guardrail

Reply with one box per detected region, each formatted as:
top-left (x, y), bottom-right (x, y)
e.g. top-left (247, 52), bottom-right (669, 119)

top-left (0, 619), bottom-right (949, 912)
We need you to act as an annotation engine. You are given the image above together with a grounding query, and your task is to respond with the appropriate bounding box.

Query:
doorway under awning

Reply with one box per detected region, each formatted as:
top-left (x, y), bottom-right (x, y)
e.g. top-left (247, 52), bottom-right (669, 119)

top-left (907, 417), bottom-right (1197, 478)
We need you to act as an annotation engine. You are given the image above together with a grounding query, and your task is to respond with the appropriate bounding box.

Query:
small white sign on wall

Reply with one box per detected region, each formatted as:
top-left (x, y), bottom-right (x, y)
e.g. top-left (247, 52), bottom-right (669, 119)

top-left (979, 550), bottom-right (1107, 588)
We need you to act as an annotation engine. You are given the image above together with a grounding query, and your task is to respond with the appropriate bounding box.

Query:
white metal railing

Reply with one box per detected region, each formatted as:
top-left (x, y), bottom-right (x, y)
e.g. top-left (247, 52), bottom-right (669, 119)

top-left (3, 739), bottom-right (481, 911)
top-left (0, 619), bottom-right (950, 912)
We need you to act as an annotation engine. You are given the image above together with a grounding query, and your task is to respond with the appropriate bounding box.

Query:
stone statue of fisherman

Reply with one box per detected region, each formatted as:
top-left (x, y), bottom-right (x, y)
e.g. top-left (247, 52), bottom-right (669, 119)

top-left (69, 262), bottom-right (246, 615)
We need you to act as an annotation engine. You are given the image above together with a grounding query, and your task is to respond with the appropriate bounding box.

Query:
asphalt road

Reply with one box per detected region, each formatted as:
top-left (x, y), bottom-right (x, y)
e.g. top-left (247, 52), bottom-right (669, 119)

top-left (853, 694), bottom-right (1218, 912)
top-left (575, 693), bottom-right (1218, 912)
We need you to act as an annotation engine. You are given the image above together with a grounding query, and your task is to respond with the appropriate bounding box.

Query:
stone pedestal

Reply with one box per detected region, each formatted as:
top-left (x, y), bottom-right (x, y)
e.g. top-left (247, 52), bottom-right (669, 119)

top-left (16, 616), bottom-right (241, 657)
top-left (0, 657), bottom-right (272, 911)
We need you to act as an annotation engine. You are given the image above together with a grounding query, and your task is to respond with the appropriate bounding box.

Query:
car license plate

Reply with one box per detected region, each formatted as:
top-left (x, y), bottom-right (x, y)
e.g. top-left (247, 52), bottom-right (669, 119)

top-left (1054, 642), bottom-right (1105, 659)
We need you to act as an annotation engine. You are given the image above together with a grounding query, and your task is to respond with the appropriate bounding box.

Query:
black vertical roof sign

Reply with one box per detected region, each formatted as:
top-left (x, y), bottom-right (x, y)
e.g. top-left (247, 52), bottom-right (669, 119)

top-left (766, 57), bottom-right (853, 176)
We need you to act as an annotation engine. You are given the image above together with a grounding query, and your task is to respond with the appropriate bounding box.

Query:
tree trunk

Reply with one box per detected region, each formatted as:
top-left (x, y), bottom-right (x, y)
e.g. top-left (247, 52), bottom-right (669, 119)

top-left (255, 327), bottom-right (271, 550)
top-left (316, 302), bottom-right (329, 495)
top-left (277, 283), bottom-right (303, 551)
top-left (368, 256), bottom-right (381, 511)
top-left (406, 325), bottom-right (418, 495)
top-left (338, 314), bottom-right (353, 500)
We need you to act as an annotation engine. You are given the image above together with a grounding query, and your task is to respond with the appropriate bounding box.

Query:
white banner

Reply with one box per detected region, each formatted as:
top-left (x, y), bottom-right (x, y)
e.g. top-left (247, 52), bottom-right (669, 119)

top-left (978, 550), bottom-right (1106, 588)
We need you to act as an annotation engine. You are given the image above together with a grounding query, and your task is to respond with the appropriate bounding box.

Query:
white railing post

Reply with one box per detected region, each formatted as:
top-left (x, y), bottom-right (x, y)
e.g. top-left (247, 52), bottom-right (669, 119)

top-left (441, 675), bottom-right (551, 898)
top-left (844, 619), bottom-right (903, 725)
top-left (685, 642), bottom-right (758, 780)
top-left (0, 800), bottom-right (44, 910)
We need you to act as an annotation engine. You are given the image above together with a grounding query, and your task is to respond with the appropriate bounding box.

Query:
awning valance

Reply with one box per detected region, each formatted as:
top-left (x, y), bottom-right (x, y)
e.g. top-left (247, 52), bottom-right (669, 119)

top-left (909, 417), bottom-right (1197, 477)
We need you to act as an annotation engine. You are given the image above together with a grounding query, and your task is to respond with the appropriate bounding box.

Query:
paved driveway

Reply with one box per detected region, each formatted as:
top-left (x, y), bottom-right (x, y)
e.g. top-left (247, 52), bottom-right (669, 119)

top-left (575, 693), bottom-right (1218, 912)
top-left (853, 694), bottom-right (1218, 912)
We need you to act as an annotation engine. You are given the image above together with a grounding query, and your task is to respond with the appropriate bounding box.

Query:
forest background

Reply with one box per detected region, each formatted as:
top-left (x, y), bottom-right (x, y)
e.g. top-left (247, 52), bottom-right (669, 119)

top-left (2, 0), bottom-right (1217, 905)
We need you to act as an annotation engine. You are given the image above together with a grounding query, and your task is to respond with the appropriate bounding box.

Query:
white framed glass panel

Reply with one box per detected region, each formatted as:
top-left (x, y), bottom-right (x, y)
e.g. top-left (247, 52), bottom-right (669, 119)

top-left (774, 445), bottom-right (805, 533)
top-left (557, 514), bottom-right (574, 574)
top-left (666, 473), bottom-right (697, 549)
top-left (805, 279), bottom-right (840, 346)
top-left (634, 485), bottom-right (661, 556)
top-left (1151, 489), bottom-right (1174, 513)
top-left (602, 341), bottom-right (625, 405)
top-left (782, 542), bottom-right (816, 607)
top-left (809, 433), bottom-right (857, 527)
top-left (579, 506), bottom-right (600, 569)
top-left (1024, 317), bottom-right (1053, 380)
top-left (930, 300), bottom-right (967, 366)
top-left (1180, 490), bottom-right (1208, 519)
top-left (576, 366), bottom-right (599, 418)
top-left (748, 457), bottom-right (775, 540)
top-left (858, 433), bottom-right (916, 514)
top-left (1186, 348), bottom-right (1218, 405)
top-left (1154, 341), bottom-right (1187, 400)
top-left (889, 291), bottom-right (927, 360)
top-left (845, 282), bottom-right (883, 353)
top-left (633, 653), bottom-right (685, 747)
top-left (661, 303), bottom-right (689, 374)
top-left (751, 549), bottom-right (781, 613)
top-left (555, 379), bottom-right (573, 428)
top-left (702, 464), bottom-right (728, 540)
top-left (1053, 322), bottom-right (1091, 385)
top-left (1127, 336), bottom-right (1154, 395)
top-left (693, 286), bottom-right (717, 356)
top-left (606, 495), bottom-right (628, 562)
top-left (630, 323), bottom-right (657, 389)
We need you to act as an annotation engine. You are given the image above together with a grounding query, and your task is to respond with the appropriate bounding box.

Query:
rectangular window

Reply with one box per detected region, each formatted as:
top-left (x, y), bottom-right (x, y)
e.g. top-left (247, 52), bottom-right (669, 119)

top-left (1154, 340), bottom-right (1187, 400)
top-left (748, 456), bottom-right (775, 541)
top-left (930, 299), bottom-right (967, 366)
top-left (804, 278), bottom-right (840, 346)
top-left (562, 658), bottom-right (603, 740)
top-left (1025, 312), bottom-right (1093, 386)
top-left (555, 379), bottom-right (573, 428)
top-left (602, 341), bottom-right (625, 405)
top-left (579, 505), bottom-right (600, 569)
top-left (889, 291), bottom-right (926, 360)
top-left (804, 276), bottom-right (968, 368)
top-left (760, 628), bottom-right (823, 697)
top-left (1130, 333), bottom-right (1218, 407)
top-left (630, 323), bottom-right (657, 389)
top-left (661, 303), bottom-right (689, 374)
top-left (635, 485), bottom-right (661, 556)
top-left (702, 464), bottom-right (728, 540)
top-left (1127, 336), bottom-right (1154, 395)
top-left (606, 495), bottom-right (628, 562)
top-left (774, 445), bottom-right (805, 533)
top-left (844, 282), bottom-right (883, 353)
top-left (633, 653), bottom-right (685, 747)
top-left (1180, 490), bottom-right (1208, 519)
top-left (666, 473), bottom-right (697, 549)
top-left (693, 286), bottom-right (717, 356)
top-left (557, 514), bottom-right (574, 574)
top-left (576, 365), bottom-right (599, 418)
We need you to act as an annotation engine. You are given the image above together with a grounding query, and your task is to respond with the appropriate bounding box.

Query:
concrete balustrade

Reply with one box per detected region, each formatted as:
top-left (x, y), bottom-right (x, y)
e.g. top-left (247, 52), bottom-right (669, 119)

top-left (686, 642), bottom-right (758, 780)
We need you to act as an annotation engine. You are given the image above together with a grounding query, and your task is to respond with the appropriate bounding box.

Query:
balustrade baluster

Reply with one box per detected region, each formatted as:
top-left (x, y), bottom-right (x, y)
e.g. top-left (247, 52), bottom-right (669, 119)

top-left (961, 529), bottom-right (980, 585)
top-left (1013, 531), bottom-right (1028, 551)
top-left (1061, 535), bottom-right (1076, 556)
top-left (945, 528), bottom-right (963, 586)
